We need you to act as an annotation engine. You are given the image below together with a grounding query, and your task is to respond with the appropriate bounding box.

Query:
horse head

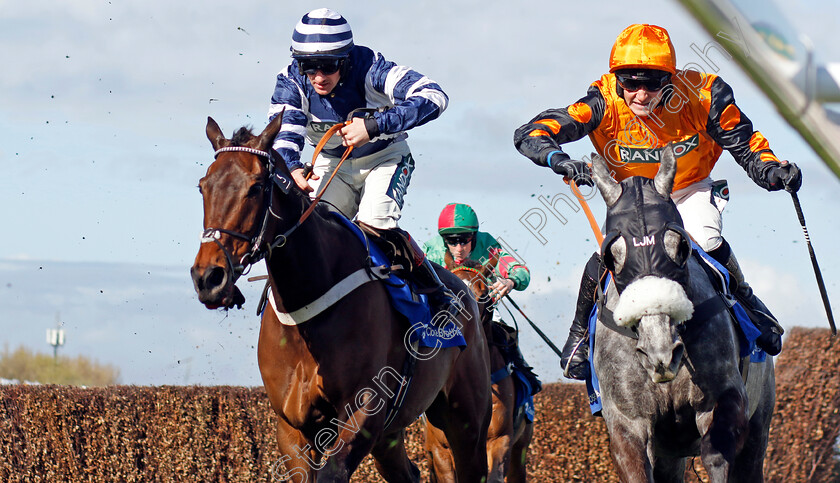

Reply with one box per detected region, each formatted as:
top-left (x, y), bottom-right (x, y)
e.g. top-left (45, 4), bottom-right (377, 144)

top-left (445, 252), bottom-right (498, 326)
top-left (191, 113), bottom-right (296, 310)
top-left (591, 144), bottom-right (694, 382)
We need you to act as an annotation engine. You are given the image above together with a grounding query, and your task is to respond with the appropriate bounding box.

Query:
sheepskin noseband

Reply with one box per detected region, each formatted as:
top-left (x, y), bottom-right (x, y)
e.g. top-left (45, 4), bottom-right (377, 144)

top-left (613, 275), bottom-right (694, 327)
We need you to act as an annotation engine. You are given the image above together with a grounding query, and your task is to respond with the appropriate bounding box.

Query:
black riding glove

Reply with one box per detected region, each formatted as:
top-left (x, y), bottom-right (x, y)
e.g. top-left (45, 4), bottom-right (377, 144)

top-left (765, 162), bottom-right (802, 193)
top-left (549, 154), bottom-right (593, 187)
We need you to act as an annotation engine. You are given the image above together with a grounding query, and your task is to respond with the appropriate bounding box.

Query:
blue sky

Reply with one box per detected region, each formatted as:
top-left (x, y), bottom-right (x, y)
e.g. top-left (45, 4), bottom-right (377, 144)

top-left (1, 0), bottom-right (838, 385)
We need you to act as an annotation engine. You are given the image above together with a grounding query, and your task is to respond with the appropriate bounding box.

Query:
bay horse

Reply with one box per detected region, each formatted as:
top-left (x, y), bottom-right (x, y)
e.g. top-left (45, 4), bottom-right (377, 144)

top-left (191, 114), bottom-right (492, 482)
top-left (424, 254), bottom-right (534, 482)
top-left (589, 145), bottom-right (775, 482)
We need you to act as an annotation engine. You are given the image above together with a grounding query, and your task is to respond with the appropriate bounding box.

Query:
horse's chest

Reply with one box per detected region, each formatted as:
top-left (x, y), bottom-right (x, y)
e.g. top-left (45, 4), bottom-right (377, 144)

top-left (278, 366), bottom-right (329, 428)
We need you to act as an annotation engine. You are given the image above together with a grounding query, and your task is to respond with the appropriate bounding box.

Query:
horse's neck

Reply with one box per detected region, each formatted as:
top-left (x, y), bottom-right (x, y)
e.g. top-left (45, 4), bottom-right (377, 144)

top-left (265, 207), bottom-right (364, 299)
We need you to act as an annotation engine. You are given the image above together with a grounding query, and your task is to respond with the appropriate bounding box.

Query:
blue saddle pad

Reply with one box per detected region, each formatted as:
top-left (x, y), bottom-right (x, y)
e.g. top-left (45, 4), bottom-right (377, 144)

top-left (513, 369), bottom-right (537, 422)
top-left (330, 213), bottom-right (466, 349)
top-left (585, 245), bottom-right (766, 415)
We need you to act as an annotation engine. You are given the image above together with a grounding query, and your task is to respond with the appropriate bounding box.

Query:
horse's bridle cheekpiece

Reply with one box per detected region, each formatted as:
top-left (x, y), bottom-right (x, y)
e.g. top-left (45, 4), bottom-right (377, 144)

top-left (201, 146), bottom-right (302, 282)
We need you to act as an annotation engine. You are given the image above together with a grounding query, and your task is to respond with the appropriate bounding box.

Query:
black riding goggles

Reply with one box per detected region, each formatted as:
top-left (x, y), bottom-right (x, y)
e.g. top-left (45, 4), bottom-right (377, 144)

top-left (298, 58), bottom-right (344, 76)
top-left (616, 72), bottom-right (671, 92)
top-left (444, 234), bottom-right (475, 247)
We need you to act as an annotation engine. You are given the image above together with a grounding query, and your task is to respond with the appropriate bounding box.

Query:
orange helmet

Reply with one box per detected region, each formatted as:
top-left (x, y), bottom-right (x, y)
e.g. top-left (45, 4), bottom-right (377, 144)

top-left (609, 24), bottom-right (676, 75)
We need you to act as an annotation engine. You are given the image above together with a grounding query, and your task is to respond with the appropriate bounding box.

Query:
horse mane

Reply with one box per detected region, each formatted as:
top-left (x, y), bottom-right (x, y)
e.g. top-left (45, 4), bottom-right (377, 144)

top-left (226, 124), bottom-right (341, 230)
top-left (231, 126), bottom-right (255, 147)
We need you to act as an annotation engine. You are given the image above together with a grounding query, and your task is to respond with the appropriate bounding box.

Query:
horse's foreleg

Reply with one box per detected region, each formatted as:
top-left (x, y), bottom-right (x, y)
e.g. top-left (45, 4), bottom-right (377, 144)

top-left (440, 392), bottom-right (491, 483)
top-left (697, 386), bottom-right (749, 482)
top-left (506, 419), bottom-right (533, 483)
top-left (271, 417), bottom-right (315, 483)
top-left (370, 429), bottom-right (421, 483)
top-left (423, 416), bottom-right (457, 483)
top-left (315, 407), bottom-right (381, 482)
top-left (604, 417), bottom-right (653, 482)
top-left (486, 433), bottom-right (512, 483)
top-left (486, 380), bottom-right (515, 482)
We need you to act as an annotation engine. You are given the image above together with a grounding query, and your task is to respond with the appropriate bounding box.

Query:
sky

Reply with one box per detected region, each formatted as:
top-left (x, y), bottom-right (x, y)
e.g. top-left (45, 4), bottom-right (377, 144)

top-left (1, 0), bottom-right (839, 386)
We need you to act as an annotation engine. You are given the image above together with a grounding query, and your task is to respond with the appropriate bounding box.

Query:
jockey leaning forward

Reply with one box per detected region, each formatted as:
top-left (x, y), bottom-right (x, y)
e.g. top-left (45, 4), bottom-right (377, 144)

top-left (513, 23), bottom-right (802, 380)
top-left (423, 203), bottom-right (541, 391)
top-left (267, 8), bottom-right (459, 320)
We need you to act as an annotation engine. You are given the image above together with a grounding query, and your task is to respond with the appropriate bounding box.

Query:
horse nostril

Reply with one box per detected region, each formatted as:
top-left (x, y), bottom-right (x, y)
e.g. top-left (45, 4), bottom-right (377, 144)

top-left (205, 266), bottom-right (227, 290)
top-left (672, 342), bottom-right (685, 363)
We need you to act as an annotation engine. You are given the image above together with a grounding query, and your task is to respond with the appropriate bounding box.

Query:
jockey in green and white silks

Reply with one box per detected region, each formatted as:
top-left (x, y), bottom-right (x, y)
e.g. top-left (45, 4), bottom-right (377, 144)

top-left (423, 203), bottom-right (531, 300)
top-left (424, 202), bottom-right (541, 394)
top-left (267, 8), bottom-right (459, 321)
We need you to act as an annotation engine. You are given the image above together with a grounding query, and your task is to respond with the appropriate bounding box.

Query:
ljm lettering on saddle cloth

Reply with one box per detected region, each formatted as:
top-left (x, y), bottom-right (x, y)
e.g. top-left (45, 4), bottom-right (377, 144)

top-left (385, 154), bottom-right (415, 209)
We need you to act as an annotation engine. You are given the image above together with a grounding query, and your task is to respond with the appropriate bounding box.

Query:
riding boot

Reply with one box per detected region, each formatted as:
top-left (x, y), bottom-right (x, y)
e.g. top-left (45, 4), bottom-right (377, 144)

top-left (561, 252), bottom-right (603, 380)
top-left (361, 224), bottom-right (462, 324)
top-left (709, 240), bottom-right (784, 356)
top-left (509, 340), bottom-right (542, 394)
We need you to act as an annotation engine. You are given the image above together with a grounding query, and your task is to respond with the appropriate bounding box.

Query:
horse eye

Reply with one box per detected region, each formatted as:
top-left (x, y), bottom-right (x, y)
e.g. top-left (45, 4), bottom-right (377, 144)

top-left (664, 230), bottom-right (690, 266)
top-left (606, 237), bottom-right (627, 275)
top-left (247, 184), bottom-right (263, 197)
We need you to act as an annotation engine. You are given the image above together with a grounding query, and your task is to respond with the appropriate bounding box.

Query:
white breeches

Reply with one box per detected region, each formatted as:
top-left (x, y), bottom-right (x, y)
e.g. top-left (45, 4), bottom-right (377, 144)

top-left (308, 140), bottom-right (414, 230)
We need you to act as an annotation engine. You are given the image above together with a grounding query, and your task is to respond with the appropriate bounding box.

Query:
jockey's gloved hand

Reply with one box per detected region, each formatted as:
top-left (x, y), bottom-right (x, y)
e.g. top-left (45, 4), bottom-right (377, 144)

top-left (766, 161), bottom-right (802, 192)
top-left (549, 153), bottom-right (593, 187)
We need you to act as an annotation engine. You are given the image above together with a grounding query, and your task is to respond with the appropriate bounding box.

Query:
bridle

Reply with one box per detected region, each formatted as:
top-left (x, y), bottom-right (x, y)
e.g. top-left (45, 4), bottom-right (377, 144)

top-left (200, 109), bottom-right (374, 284)
top-left (451, 266), bottom-right (491, 296)
top-left (199, 146), bottom-right (308, 282)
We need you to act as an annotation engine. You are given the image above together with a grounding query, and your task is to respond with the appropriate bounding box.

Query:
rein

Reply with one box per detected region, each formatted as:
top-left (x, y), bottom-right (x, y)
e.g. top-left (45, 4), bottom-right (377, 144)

top-left (299, 122), bottom-right (352, 223)
top-left (569, 179), bottom-right (605, 246)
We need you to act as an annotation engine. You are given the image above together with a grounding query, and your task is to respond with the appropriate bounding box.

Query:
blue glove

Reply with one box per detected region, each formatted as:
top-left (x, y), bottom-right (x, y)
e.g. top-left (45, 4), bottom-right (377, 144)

top-left (766, 162), bottom-right (802, 192)
top-left (548, 152), bottom-right (593, 186)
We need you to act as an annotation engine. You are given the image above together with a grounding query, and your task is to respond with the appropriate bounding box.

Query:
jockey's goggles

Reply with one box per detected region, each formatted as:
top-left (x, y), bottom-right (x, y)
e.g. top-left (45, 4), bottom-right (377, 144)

top-left (444, 234), bottom-right (474, 247)
top-left (298, 58), bottom-right (344, 76)
top-left (616, 71), bottom-right (671, 92)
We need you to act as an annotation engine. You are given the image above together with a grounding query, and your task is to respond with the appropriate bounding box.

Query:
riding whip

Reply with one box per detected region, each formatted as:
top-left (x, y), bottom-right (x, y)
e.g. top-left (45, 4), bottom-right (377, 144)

top-left (790, 192), bottom-right (836, 335)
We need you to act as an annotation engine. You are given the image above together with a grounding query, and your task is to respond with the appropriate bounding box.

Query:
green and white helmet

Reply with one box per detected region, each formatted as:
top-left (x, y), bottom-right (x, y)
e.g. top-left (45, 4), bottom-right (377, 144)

top-left (438, 203), bottom-right (479, 235)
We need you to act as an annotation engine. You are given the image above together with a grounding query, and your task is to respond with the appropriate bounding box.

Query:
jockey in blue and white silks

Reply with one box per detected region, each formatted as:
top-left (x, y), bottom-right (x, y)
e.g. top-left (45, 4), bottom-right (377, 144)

top-left (268, 46), bottom-right (448, 174)
top-left (266, 8), bottom-right (460, 321)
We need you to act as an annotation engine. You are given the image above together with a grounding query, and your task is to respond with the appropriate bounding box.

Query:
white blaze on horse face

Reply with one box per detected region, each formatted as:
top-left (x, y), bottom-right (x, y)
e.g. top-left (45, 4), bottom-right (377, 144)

top-left (635, 313), bottom-right (684, 383)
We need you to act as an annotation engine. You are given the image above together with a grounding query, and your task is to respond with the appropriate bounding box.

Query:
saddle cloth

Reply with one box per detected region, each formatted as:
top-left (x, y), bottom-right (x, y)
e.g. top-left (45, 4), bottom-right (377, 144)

top-left (585, 245), bottom-right (766, 415)
top-left (491, 322), bottom-right (541, 422)
top-left (333, 212), bottom-right (466, 349)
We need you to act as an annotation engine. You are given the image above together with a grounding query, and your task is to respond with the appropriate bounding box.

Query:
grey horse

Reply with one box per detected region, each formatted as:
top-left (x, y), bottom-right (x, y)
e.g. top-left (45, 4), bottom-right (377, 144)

top-left (590, 145), bottom-right (775, 482)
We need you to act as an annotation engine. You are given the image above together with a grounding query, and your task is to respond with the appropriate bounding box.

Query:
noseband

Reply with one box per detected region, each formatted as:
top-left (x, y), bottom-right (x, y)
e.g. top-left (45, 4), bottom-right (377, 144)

top-left (200, 146), bottom-right (305, 281)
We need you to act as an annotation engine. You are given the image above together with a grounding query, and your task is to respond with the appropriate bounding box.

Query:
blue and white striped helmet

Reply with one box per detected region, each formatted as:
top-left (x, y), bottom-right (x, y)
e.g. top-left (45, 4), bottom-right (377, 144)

top-left (291, 8), bottom-right (353, 59)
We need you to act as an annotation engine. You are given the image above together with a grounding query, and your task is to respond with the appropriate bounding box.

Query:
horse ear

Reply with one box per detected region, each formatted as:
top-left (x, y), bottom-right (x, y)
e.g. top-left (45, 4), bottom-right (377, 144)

top-left (256, 108), bottom-right (285, 152)
top-left (654, 143), bottom-right (677, 197)
top-left (206, 117), bottom-right (227, 151)
top-left (590, 152), bottom-right (622, 207)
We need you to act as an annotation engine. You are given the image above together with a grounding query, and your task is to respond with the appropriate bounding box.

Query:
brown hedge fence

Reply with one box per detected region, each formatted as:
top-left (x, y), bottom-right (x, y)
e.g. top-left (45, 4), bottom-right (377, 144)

top-left (1, 327), bottom-right (838, 482)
